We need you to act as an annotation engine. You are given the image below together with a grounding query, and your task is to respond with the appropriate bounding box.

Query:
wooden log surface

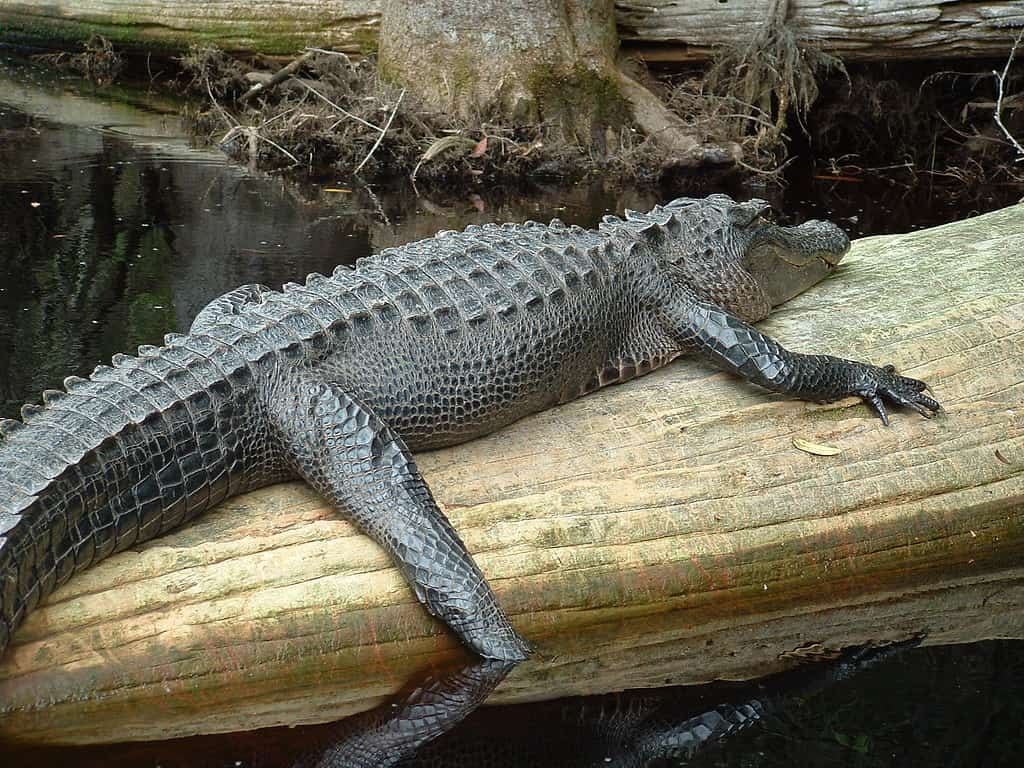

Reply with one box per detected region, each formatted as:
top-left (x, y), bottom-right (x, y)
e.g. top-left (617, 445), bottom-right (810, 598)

top-left (0, 204), bottom-right (1023, 746)
top-left (0, 1), bottom-right (1020, 60)
top-left (618, 0), bottom-right (1024, 62)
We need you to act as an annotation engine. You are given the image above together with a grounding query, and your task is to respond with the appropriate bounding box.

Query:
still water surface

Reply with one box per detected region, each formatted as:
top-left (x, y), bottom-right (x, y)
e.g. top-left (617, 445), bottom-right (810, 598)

top-left (0, 57), bottom-right (1021, 766)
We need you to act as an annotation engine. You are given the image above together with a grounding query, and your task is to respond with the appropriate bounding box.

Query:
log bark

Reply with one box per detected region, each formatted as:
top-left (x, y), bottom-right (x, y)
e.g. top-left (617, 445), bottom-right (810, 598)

top-left (0, 0), bottom-right (381, 56)
top-left (0, 204), bottom-right (1023, 746)
top-left (0, 1), bottom-right (1019, 61)
top-left (618, 0), bottom-right (1024, 62)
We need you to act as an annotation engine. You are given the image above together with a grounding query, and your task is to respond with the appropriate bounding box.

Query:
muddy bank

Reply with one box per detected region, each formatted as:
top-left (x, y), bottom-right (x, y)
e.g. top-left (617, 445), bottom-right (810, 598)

top-left (4, 31), bottom-right (1022, 195)
top-left (177, 43), bottom-right (1024, 191)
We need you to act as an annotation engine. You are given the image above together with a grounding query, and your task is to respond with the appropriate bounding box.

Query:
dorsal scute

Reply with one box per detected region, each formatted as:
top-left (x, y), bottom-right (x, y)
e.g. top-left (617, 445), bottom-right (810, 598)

top-left (42, 389), bottom-right (63, 405)
top-left (305, 272), bottom-right (329, 288)
top-left (20, 403), bottom-right (42, 421)
top-left (0, 417), bottom-right (24, 437)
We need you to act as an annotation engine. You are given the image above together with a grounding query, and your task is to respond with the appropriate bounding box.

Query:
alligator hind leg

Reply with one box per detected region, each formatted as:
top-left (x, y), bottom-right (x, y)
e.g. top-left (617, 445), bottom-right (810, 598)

top-left (266, 373), bottom-right (531, 661)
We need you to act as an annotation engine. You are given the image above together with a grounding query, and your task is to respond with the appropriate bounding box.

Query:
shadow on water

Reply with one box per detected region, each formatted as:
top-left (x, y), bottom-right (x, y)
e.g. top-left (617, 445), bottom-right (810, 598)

top-left (0, 56), bottom-right (1022, 766)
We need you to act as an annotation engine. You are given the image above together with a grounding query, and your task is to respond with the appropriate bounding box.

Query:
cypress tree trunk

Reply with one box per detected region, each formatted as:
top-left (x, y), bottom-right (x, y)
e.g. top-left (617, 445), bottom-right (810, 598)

top-left (378, 0), bottom-right (739, 164)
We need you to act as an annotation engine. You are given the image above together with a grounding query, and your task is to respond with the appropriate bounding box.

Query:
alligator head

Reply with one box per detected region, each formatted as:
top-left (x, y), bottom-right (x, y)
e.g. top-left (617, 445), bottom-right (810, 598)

top-left (660, 194), bottom-right (851, 321)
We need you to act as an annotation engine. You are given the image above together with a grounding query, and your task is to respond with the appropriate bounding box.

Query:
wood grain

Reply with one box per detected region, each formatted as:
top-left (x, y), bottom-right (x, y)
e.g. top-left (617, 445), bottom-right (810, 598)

top-left (618, 0), bottom-right (1024, 61)
top-left (0, 204), bottom-right (1022, 745)
top-left (0, 1), bottom-right (1019, 60)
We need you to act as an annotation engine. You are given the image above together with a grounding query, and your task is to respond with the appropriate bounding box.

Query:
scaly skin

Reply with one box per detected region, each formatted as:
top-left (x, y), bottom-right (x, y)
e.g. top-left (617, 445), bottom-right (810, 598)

top-left (0, 194), bottom-right (940, 662)
top-left (394, 640), bottom-right (921, 767)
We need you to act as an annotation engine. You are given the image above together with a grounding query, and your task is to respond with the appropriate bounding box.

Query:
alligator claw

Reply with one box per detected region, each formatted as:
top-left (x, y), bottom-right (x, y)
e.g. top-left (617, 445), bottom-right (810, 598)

top-left (854, 365), bottom-right (942, 425)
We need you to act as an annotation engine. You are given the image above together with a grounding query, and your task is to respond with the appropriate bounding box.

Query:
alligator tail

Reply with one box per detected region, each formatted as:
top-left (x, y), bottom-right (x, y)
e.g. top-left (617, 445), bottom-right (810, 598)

top-left (0, 334), bottom-right (266, 656)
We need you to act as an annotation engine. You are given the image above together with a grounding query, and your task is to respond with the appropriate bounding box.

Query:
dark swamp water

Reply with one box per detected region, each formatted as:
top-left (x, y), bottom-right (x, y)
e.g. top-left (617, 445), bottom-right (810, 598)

top-left (1, 57), bottom-right (1023, 766)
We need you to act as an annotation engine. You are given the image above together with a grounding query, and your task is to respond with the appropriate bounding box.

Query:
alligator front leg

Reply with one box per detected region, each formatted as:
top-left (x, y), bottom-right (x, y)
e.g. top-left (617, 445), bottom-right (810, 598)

top-left (662, 298), bottom-right (942, 424)
top-left (266, 372), bottom-right (531, 661)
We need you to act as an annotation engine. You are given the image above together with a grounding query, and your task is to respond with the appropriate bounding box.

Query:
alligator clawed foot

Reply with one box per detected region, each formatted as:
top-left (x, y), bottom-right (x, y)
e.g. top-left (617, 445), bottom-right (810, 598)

top-left (857, 364), bottom-right (942, 426)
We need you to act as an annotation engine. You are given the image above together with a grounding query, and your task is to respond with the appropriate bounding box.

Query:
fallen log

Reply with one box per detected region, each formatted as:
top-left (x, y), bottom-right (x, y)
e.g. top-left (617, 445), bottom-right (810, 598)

top-left (0, 204), bottom-right (1022, 746)
top-left (618, 0), bottom-right (1024, 62)
top-left (0, 1), bottom-right (1019, 61)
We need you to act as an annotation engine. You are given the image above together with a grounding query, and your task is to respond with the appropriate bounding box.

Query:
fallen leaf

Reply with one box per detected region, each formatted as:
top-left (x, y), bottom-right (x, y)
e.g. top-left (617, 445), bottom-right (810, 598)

top-left (470, 136), bottom-right (488, 158)
top-left (793, 437), bottom-right (841, 456)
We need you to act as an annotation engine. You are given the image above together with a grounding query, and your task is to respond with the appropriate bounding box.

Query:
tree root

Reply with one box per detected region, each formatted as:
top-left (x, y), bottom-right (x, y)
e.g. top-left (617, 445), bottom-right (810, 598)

top-left (615, 70), bottom-right (741, 167)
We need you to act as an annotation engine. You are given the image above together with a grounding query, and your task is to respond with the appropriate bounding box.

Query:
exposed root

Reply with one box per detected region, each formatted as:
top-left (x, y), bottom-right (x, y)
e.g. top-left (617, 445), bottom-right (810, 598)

top-left (176, 47), bottom-right (747, 185)
top-left (614, 70), bottom-right (740, 167)
top-left (705, 0), bottom-right (844, 164)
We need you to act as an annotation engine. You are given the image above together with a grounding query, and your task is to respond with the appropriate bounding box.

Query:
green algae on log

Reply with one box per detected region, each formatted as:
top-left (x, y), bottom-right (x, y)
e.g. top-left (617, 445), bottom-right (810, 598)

top-left (0, 205), bottom-right (1023, 745)
top-left (0, 0), bottom-right (381, 55)
top-left (0, 1), bottom-right (1021, 60)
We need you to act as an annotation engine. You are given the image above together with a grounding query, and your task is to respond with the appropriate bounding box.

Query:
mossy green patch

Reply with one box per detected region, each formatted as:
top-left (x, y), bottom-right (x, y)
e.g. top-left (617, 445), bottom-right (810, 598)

top-left (350, 25), bottom-right (379, 56)
top-left (527, 62), bottom-right (630, 144)
top-left (0, 12), bottom-right (367, 56)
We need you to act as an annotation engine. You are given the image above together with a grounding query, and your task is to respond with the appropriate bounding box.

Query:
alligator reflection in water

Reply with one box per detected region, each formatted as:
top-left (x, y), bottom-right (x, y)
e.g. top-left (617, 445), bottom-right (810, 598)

top-left (290, 659), bottom-right (514, 768)
top-left (6, 641), bottom-right (918, 767)
top-left (393, 642), bottom-right (916, 768)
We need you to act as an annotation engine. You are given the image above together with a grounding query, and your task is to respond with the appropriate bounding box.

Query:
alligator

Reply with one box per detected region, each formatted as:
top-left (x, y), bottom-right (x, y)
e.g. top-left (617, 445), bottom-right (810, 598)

top-left (0, 194), bottom-right (941, 662)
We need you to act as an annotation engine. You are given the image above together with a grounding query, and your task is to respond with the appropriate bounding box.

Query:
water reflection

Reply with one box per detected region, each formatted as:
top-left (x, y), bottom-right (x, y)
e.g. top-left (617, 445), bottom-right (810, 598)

top-left (21, 637), bottom-right (1016, 768)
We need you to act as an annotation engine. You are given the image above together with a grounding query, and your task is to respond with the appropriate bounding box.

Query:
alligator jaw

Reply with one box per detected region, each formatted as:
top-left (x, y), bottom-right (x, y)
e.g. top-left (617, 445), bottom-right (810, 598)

top-left (743, 218), bottom-right (851, 306)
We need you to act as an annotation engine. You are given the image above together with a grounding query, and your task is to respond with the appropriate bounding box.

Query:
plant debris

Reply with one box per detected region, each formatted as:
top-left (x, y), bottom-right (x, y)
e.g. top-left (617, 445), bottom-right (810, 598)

top-left (174, 46), bottom-right (752, 185)
top-left (792, 437), bottom-right (842, 456)
top-left (31, 35), bottom-right (124, 86)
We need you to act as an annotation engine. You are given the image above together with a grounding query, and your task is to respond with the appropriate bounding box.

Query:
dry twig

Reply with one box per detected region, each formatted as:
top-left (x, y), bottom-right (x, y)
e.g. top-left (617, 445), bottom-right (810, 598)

top-left (993, 29), bottom-right (1024, 161)
top-left (355, 88), bottom-right (406, 175)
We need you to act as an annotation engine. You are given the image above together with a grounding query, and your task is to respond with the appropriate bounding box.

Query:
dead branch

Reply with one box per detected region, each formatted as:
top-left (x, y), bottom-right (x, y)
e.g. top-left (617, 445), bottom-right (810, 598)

top-left (355, 88), bottom-right (406, 174)
top-left (993, 29), bottom-right (1024, 161)
top-left (238, 50), bottom-right (315, 105)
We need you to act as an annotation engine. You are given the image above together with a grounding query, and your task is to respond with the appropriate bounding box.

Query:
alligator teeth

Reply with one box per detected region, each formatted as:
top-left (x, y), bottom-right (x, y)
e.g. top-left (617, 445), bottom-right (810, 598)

top-left (42, 389), bottom-right (63, 404)
top-left (20, 403), bottom-right (42, 420)
top-left (63, 375), bottom-right (87, 390)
